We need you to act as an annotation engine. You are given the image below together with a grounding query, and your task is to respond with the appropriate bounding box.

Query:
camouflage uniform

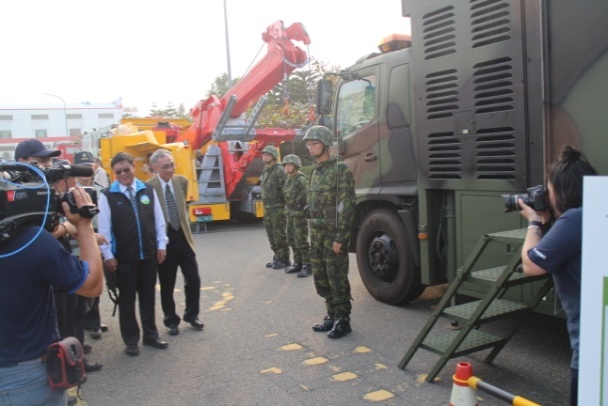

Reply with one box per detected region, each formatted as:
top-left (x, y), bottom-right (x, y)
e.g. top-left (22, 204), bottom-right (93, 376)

top-left (308, 155), bottom-right (356, 321)
top-left (261, 161), bottom-right (289, 263)
top-left (283, 164), bottom-right (311, 269)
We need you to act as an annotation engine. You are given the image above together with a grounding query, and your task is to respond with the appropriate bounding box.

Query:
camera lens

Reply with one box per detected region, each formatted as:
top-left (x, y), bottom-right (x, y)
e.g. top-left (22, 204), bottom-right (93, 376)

top-left (502, 193), bottom-right (527, 212)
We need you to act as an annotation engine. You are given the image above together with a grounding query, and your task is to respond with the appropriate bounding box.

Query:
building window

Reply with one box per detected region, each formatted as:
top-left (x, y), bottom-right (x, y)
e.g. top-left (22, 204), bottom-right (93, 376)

top-left (66, 114), bottom-right (82, 119)
top-left (32, 114), bottom-right (49, 120)
top-left (69, 128), bottom-right (82, 137)
top-left (35, 129), bottom-right (48, 138)
top-left (98, 113), bottom-right (114, 119)
top-left (0, 115), bottom-right (12, 134)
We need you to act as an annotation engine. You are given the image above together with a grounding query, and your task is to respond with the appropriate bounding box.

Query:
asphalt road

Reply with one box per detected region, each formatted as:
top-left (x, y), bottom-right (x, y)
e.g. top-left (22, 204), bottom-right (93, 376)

top-left (78, 221), bottom-right (571, 406)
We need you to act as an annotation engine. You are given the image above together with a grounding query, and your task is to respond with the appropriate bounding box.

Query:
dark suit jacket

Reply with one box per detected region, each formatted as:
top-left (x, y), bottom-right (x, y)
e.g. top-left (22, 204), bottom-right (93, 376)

top-left (147, 175), bottom-right (195, 253)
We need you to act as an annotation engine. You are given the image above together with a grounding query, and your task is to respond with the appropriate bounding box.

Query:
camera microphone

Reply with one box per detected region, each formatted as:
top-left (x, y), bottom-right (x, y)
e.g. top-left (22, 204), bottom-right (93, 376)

top-left (60, 164), bottom-right (94, 177)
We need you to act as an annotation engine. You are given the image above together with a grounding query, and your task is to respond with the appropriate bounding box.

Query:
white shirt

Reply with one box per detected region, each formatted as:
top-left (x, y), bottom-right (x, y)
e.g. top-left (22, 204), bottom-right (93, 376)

top-left (94, 167), bottom-right (110, 188)
top-left (98, 181), bottom-right (168, 261)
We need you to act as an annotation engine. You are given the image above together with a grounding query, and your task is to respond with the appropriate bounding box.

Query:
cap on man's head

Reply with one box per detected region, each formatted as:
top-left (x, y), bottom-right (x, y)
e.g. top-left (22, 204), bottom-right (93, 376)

top-left (14, 139), bottom-right (61, 161)
top-left (74, 151), bottom-right (94, 165)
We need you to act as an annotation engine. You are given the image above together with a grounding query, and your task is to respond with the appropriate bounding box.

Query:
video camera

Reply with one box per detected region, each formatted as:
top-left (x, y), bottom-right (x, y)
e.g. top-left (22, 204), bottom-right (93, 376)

top-left (0, 162), bottom-right (99, 243)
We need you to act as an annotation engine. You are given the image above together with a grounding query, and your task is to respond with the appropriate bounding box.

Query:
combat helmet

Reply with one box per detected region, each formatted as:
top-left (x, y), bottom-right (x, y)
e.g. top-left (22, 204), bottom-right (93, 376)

top-left (262, 145), bottom-right (279, 160)
top-left (282, 154), bottom-right (301, 168)
top-left (303, 125), bottom-right (333, 146)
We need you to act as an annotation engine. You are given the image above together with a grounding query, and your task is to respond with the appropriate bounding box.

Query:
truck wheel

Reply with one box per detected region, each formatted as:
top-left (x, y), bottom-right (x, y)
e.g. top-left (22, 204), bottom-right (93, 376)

top-left (356, 209), bottom-right (423, 304)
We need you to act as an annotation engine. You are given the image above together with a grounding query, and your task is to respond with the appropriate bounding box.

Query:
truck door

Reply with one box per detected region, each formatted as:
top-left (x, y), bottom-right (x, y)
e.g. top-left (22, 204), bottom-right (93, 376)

top-left (335, 72), bottom-right (381, 193)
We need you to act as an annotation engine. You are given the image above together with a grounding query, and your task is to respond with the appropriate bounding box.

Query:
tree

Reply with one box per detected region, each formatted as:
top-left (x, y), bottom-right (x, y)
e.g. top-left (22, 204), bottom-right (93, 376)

top-left (176, 104), bottom-right (190, 120)
top-left (148, 102), bottom-right (187, 119)
top-left (205, 73), bottom-right (240, 98)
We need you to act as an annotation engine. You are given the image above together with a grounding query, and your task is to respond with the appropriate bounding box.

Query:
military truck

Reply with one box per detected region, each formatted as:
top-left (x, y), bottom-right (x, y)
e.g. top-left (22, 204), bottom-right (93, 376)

top-left (315, 0), bottom-right (608, 310)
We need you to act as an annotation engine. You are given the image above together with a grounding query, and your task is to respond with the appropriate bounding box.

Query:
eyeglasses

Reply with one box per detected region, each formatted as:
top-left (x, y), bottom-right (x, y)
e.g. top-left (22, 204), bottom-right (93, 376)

top-left (306, 141), bottom-right (322, 148)
top-left (114, 167), bottom-right (132, 175)
top-left (161, 162), bottom-right (175, 170)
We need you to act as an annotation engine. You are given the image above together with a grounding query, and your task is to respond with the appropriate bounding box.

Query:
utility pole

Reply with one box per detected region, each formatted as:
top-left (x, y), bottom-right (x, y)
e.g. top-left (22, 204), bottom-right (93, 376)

top-left (44, 93), bottom-right (68, 137)
top-left (223, 0), bottom-right (232, 88)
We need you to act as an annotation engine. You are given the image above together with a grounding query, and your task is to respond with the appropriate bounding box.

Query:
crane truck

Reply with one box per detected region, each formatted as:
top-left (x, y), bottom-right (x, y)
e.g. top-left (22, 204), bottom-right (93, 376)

top-left (97, 20), bottom-right (311, 225)
top-left (315, 0), bottom-right (608, 314)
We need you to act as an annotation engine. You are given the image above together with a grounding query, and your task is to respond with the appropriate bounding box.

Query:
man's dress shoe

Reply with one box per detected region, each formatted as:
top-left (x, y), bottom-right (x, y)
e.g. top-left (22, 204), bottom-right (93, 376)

top-left (184, 318), bottom-right (204, 330)
top-left (143, 338), bottom-right (169, 349)
top-left (125, 345), bottom-right (140, 356)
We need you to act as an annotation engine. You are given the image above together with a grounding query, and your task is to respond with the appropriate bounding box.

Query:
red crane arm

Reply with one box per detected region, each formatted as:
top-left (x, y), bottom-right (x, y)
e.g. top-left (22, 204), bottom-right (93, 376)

top-left (178, 20), bottom-right (311, 150)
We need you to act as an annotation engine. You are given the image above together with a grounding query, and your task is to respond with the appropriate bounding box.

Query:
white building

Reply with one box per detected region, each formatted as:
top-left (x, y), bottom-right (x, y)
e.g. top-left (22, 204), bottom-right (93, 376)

top-left (0, 101), bottom-right (122, 159)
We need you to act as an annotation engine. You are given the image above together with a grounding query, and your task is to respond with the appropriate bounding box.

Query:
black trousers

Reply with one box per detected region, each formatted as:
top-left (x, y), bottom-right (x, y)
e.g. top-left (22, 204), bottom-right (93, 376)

top-left (158, 227), bottom-right (201, 327)
top-left (84, 296), bottom-right (101, 332)
top-left (116, 259), bottom-right (159, 345)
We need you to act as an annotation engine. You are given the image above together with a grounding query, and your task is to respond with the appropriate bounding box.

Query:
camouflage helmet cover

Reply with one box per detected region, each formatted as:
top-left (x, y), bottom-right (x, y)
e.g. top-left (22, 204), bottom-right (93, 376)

top-left (282, 154), bottom-right (301, 168)
top-left (303, 125), bottom-right (333, 146)
top-left (262, 145), bottom-right (279, 160)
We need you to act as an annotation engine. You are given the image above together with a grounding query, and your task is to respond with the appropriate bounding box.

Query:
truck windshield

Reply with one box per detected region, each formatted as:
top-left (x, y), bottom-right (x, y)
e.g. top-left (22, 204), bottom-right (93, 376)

top-left (336, 75), bottom-right (376, 137)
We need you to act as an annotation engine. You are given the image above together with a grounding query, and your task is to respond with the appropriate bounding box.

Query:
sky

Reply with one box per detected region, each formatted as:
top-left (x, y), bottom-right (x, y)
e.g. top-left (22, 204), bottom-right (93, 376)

top-left (0, 0), bottom-right (410, 116)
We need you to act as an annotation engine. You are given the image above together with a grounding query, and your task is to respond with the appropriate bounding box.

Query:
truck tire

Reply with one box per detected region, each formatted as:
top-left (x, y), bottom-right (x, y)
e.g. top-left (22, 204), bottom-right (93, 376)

top-left (356, 209), bottom-right (423, 304)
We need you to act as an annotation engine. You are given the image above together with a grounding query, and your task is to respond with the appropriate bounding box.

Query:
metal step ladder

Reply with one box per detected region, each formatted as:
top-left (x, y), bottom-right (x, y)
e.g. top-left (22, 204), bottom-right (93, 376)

top-left (398, 228), bottom-right (553, 382)
top-left (197, 144), bottom-right (227, 203)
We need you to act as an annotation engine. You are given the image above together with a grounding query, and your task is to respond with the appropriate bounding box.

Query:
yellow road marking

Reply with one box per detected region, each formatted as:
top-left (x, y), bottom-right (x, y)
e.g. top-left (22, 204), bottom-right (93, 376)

top-left (259, 367), bottom-right (282, 374)
top-left (363, 389), bottom-right (394, 402)
top-left (332, 372), bottom-right (358, 382)
top-left (303, 356), bottom-right (329, 365)
top-left (209, 291), bottom-right (235, 311)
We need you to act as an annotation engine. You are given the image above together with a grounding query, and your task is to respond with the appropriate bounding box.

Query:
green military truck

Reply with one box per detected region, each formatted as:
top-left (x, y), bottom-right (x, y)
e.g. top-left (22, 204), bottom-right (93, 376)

top-left (315, 0), bottom-right (608, 312)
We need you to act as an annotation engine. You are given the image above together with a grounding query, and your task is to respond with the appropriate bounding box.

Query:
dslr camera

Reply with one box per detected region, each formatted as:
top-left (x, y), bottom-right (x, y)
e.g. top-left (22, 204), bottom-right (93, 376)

top-left (0, 162), bottom-right (98, 243)
top-left (502, 185), bottom-right (548, 213)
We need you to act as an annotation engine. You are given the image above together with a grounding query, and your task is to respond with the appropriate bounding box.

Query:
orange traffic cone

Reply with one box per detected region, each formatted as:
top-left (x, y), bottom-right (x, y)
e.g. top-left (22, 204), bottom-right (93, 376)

top-left (449, 362), bottom-right (478, 406)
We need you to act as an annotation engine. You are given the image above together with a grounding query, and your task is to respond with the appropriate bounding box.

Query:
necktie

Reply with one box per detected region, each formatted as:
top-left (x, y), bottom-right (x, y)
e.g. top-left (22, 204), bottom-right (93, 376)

top-left (165, 184), bottom-right (181, 230)
top-left (126, 186), bottom-right (137, 212)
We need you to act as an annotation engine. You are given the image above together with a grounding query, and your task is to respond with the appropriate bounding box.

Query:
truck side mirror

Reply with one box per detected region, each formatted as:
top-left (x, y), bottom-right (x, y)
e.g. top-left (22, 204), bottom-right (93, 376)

top-left (316, 79), bottom-right (333, 115)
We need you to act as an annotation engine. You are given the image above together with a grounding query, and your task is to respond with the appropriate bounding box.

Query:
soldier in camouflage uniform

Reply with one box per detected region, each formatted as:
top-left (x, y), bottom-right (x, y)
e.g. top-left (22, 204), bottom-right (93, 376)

top-left (304, 126), bottom-right (356, 339)
top-left (261, 145), bottom-right (290, 269)
top-left (282, 154), bottom-right (312, 277)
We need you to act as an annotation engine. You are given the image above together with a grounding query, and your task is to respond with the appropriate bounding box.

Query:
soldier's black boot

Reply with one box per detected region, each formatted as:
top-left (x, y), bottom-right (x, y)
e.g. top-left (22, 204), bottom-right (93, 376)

top-left (285, 262), bottom-right (302, 274)
top-left (272, 258), bottom-right (290, 269)
top-left (328, 319), bottom-right (352, 339)
top-left (297, 264), bottom-right (312, 277)
top-left (266, 255), bottom-right (277, 268)
top-left (312, 315), bottom-right (334, 332)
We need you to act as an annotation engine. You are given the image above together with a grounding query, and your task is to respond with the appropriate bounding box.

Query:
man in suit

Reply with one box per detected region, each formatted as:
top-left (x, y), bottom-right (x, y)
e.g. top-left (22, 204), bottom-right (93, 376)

top-left (98, 152), bottom-right (169, 356)
top-left (147, 149), bottom-right (203, 336)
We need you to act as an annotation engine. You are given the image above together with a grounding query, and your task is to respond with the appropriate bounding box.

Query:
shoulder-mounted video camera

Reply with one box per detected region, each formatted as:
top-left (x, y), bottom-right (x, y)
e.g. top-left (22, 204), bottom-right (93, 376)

top-left (0, 163), bottom-right (99, 243)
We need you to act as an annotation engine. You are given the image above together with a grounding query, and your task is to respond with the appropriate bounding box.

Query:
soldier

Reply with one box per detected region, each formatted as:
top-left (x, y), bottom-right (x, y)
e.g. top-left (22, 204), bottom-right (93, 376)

top-left (261, 145), bottom-right (290, 269)
top-left (282, 154), bottom-right (312, 277)
top-left (304, 126), bottom-right (356, 339)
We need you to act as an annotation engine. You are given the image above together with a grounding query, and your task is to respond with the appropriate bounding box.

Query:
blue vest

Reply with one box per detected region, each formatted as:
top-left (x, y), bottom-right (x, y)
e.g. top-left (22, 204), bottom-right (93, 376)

top-left (103, 180), bottom-right (157, 263)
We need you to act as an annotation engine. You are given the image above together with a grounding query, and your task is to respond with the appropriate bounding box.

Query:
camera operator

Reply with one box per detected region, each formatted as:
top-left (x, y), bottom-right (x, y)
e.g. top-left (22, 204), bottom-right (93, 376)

top-left (0, 186), bottom-right (103, 405)
top-left (14, 138), bottom-right (61, 169)
top-left (518, 145), bottom-right (597, 406)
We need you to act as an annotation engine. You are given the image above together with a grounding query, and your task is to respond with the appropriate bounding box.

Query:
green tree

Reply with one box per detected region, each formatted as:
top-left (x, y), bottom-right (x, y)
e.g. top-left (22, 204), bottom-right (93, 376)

top-left (205, 73), bottom-right (240, 98)
top-left (176, 103), bottom-right (190, 120)
top-left (149, 102), bottom-right (163, 117)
